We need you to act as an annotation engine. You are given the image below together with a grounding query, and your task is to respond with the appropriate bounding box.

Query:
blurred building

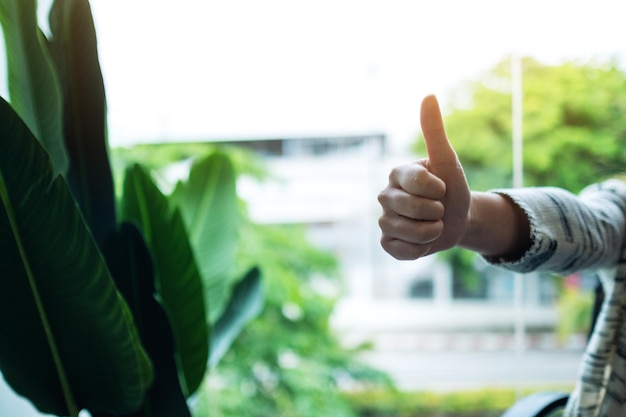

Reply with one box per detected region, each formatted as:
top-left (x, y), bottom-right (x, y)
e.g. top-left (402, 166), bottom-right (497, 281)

top-left (222, 133), bottom-right (586, 350)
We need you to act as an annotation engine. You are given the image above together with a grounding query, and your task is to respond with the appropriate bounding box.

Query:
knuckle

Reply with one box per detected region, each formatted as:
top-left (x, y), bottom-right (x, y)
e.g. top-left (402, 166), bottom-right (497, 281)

top-left (412, 167), bottom-right (430, 183)
top-left (377, 188), bottom-right (390, 205)
top-left (377, 216), bottom-right (388, 231)
top-left (389, 165), bottom-right (404, 181)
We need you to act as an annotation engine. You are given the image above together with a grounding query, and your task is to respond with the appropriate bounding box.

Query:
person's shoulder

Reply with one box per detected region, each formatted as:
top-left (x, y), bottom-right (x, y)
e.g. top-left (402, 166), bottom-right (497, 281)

top-left (580, 178), bottom-right (626, 203)
top-left (584, 178), bottom-right (626, 192)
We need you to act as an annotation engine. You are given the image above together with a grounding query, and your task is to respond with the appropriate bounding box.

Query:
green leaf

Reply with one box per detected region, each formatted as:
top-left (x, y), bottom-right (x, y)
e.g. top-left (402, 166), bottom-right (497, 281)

top-left (101, 223), bottom-right (192, 417)
top-left (209, 267), bottom-right (264, 368)
top-left (47, 0), bottom-right (115, 243)
top-left (121, 164), bottom-right (209, 397)
top-left (0, 0), bottom-right (68, 176)
top-left (0, 96), bottom-right (152, 415)
top-left (172, 152), bottom-right (239, 323)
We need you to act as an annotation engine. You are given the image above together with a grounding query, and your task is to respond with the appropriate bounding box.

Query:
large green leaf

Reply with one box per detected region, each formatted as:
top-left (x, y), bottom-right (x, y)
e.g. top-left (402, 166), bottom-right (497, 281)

top-left (101, 223), bottom-right (192, 417)
top-left (47, 0), bottom-right (115, 243)
top-left (121, 164), bottom-right (209, 397)
top-left (172, 152), bottom-right (239, 323)
top-left (209, 267), bottom-right (264, 368)
top-left (0, 0), bottom-right (68, 176)
top-left (0, 97), bottom-right (152, 416)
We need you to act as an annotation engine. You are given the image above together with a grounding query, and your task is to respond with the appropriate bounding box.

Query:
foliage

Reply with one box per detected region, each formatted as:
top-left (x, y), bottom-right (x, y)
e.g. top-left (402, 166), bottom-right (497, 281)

top-left (114, 144), bottom-right (393, 417)
top-left (343, 386), bottom-right (572, 417)
top-left (0, 98), bottom-right (153, 416)
top-left (415, 57), bottom-right (626, 193)
top-left (437, 248), bottom-right (486, 299)
top-left (0, 1), bottom-right (262, 416)
top-left (554, 276), bottom-right (595, 343)
top-left (195, 222), bottom-right (393, 417)
top-left (111, 143), bottom-right (269, 184)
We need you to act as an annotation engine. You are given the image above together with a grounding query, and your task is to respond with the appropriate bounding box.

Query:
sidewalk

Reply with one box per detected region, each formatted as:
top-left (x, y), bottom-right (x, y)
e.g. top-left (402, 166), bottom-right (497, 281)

top-left (332, 299), bottom-right (586, 391)
top-left (360, 348), bottom-right (582, 391)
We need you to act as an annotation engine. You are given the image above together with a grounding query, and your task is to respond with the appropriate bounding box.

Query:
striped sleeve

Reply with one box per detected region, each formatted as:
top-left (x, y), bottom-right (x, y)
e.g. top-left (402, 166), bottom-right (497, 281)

top-left (484, 179), bottom-right (626, 274)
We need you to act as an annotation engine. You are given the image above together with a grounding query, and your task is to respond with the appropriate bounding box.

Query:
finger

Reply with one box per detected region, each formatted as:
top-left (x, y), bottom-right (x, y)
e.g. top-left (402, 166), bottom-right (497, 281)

top-left (388, 162), bottom-right (446, 200)
top-left (420, 95), bottom-right (458, 168)
top-left (417, 95), bottom-right (471, 253)
top-left (377, 188), bottom-right (444, 221)
top-left (380, 237), bottom-right (432, 261)
top-left (378, 214), bottom-right (444, 245)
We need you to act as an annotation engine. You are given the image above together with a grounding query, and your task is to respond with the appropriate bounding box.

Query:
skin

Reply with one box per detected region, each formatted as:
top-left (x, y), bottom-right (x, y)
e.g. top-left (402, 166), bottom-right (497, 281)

top-left (377, 95), bottom-right (532, 261)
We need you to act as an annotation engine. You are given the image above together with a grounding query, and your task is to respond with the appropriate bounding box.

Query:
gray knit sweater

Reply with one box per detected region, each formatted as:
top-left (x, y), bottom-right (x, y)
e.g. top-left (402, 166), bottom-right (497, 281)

top-left (489, 180), bottom-right (626, 417)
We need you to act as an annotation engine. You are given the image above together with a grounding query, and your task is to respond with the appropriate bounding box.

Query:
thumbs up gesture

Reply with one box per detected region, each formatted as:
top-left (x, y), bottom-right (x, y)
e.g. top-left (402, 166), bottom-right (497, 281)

top-left (378, 95), bottom-right (471, 260)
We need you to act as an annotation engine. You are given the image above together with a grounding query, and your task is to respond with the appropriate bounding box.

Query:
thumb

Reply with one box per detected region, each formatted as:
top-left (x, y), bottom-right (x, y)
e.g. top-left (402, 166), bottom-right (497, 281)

top-left (420, 95), bottom-right (457, 167)
top-left (418, 95), bottom-right (470, 255)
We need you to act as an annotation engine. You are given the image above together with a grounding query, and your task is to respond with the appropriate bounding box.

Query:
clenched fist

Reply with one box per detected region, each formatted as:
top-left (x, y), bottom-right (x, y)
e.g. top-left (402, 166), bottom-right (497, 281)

top-left (378, 95), bottom-right (471, 260)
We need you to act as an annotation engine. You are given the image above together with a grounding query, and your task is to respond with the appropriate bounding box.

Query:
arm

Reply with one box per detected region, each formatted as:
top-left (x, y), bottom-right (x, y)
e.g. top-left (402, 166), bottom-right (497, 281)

top-left (378, 95), bottom-right (531, 261)
top-left (460, 191), bottom-right (531, 260)
top-left (378, 95), bottom-right (626, 273)
top-left (482, 182), bottom-right (626, 273)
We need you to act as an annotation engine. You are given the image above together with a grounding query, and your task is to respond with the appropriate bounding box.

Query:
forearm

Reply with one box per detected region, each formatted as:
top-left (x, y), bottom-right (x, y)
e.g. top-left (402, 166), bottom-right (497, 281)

top-left (458, 191), bottom-right (531, 260)
top-left (462, 181), bottom-right (626, 274)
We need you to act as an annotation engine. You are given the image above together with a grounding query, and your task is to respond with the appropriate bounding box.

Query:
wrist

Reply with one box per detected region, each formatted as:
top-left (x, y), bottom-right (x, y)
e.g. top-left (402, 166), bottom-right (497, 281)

top-left (458, 191), bottom-right (491, 253)
top-left (459, 191), bottom-right (531, 260)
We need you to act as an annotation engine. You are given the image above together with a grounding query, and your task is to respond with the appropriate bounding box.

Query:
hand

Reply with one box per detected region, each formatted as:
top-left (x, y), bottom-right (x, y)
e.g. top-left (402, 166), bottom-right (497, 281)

top-left (378, 95), bottom-right (471, 260)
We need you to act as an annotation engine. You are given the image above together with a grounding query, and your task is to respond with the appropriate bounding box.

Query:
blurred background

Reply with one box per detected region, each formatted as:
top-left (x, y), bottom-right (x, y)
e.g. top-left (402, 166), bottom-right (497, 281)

top-left (2, 0), bottom-right (626, 416)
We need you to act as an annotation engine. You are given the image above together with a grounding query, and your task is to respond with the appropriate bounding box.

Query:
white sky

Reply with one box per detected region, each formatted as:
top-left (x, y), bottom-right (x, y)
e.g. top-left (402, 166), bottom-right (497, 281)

top-left (3, 0), bottom-right (626, 151)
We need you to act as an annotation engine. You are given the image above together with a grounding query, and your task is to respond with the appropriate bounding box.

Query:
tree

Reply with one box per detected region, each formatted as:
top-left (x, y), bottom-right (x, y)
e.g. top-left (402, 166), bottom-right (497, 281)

top-left (413, 57), bottom-right (626, 312)
top-left (415, 57), bottom-right (626, 193)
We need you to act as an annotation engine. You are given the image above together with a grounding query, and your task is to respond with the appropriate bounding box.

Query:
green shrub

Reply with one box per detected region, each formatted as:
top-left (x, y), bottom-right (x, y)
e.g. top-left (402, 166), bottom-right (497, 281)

top-left (343, 386), bottom-right (572, 417)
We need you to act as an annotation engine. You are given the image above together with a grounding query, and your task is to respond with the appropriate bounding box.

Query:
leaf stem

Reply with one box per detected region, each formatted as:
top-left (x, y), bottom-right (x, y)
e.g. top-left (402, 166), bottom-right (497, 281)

top-left (0, 172), bottom-right (79, 416)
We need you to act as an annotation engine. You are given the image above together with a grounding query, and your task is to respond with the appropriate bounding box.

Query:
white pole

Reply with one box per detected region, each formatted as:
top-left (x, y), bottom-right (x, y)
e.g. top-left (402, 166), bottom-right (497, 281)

top-left (511, 0), bottom-right (525, 399)
top-left (512, 58), bottom-right (524, 190)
